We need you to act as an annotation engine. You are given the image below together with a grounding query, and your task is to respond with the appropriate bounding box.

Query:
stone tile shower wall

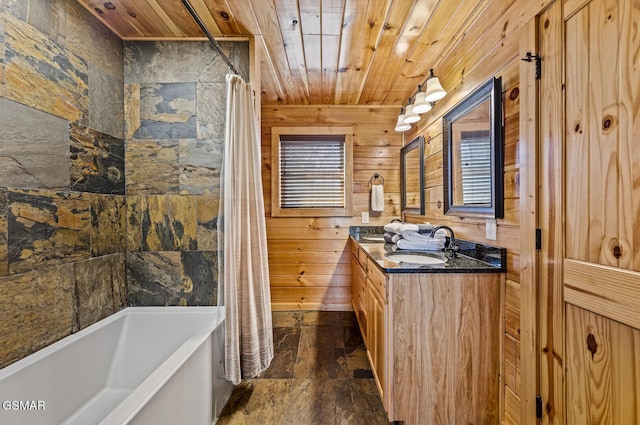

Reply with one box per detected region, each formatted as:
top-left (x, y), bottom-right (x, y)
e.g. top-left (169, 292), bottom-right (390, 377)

top-left (0, 3), bottom-right (248, 369)
top-left (123, 40), bottom-right (249, 307)
top-left (0, 2), bottom-right (126, 368)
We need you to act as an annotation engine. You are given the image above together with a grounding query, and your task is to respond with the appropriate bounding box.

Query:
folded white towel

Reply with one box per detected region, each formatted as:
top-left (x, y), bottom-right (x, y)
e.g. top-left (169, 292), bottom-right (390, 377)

top-left (383, 222), bottom-right (420, 234)
top-left (400, 230), bottom-right (429, 242)
top-left (400, 230), bottom-right (445, 245)
top-left (371, 184), bottom-right (384, 212)
top-left (402, 240), bottom-right (444, 250)
top-left (396, 238), bottom-right (444, 251)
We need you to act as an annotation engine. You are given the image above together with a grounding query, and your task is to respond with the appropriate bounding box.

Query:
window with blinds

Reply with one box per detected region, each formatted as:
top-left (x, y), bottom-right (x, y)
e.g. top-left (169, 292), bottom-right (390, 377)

top-left (279, 135), bottom-right (345, 208)
top-left (271, 127), bottom-right (353, 217)
top-left (459, 130), bottom-right (492, 205)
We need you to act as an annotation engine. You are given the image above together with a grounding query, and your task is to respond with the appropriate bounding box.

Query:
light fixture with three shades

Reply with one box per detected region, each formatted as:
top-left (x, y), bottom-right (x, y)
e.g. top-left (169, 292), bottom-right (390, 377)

top-left (394, 69), bottom-right (447, 132)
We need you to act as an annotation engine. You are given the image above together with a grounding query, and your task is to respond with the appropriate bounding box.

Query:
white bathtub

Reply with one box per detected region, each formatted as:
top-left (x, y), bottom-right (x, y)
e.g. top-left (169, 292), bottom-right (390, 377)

top-left (0, 307), bottom-right (233, 425)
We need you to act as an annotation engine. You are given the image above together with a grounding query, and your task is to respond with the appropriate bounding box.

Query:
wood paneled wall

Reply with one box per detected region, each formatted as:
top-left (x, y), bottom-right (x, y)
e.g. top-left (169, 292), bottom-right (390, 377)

top-left (405, 62), bottom-right (523, 424)
top-left (400, 0), bottom-right (551, 421)
top-left (261, 106), bottom-right (403, 310)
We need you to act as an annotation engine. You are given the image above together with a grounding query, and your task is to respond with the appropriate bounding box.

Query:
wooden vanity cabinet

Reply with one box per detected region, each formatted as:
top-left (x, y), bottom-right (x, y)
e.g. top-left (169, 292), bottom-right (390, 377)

top-left (350, 242), bottom-right (367, 340)
top-left (350, 255), bottom-right (367, 341)
top-left (350, 239), bottom-right (503, 424)
top-left (389, 272), bottom-right (502, 424)
top-left (350, 243), bottom-right (389, 410)
top-left (365, 257), bottom-right (388, 407)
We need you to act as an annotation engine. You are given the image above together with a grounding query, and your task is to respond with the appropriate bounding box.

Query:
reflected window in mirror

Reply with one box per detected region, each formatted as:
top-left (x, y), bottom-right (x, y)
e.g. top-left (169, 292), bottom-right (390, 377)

top-left (401, 135), bottom-right (425, 215)
top-left (443, 77), bottom-right (503, 218)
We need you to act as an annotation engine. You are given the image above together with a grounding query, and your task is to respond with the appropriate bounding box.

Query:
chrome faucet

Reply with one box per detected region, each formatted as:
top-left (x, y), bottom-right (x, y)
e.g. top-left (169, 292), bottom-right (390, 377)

top-left (430, 225), bottom-right (459, 257)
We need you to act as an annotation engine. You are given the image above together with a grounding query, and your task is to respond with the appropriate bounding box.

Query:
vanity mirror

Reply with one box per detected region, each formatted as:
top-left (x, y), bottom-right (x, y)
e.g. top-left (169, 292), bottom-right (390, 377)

top-left (400, 135), bottom-right (425, 215)
top-left (443, 77), bottom-right (503, 218)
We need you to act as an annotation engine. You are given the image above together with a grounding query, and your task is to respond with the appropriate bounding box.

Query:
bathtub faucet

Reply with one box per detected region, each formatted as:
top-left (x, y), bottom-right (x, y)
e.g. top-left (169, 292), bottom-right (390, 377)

top-left (430, 225), bottom-right (458, 257)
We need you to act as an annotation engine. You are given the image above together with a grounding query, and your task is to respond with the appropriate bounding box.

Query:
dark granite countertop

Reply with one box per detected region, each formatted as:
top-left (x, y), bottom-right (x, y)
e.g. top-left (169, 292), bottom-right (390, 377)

top-left (350, 226), bottom-right (506, 274)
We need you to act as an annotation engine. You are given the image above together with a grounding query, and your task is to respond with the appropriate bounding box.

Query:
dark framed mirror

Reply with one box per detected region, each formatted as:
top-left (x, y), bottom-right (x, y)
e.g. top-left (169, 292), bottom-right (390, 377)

top-left (443, 77), bottom-right (503, 218)
top-left (400, 135), bottom-right (425, 215)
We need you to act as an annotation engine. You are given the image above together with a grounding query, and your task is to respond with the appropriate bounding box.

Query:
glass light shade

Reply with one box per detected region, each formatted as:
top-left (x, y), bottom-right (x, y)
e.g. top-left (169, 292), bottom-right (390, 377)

top-left (395, 114), bottom-right (411, 132)
top-left (424, 76), bottom-right (446, 102)
top-left (402, 105), bottom-right (420, 124)
top-left (412, 92), bottom-right (433, 114)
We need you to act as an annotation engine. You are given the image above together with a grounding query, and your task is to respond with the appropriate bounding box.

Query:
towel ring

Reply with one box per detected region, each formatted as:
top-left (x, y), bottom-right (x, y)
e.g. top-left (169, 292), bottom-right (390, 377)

top-left (369, 173), bottom-right (384, 185)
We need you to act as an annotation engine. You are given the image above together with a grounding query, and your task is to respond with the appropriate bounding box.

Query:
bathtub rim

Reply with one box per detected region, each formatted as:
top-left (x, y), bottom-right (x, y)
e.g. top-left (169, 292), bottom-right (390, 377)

top-left (0, 306), bottom-right (225, 380)
top-left (101, 307), bottom-right (226, 424)
top-left (0, 306), bottom-right (227, 425)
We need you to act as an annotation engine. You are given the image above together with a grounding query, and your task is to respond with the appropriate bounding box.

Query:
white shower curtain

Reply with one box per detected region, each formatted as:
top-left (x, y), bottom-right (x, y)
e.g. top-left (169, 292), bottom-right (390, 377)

top-left (219, 73), bottom-right (273, 385)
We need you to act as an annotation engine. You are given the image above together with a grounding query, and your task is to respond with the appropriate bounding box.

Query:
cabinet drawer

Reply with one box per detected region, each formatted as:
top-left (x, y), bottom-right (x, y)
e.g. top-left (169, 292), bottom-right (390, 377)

top-left (350, 239), bottom-right (369, 271)
top-left (367, 258), bottom-right (388, 301)
top-left (352, 261), bottom-right (367, 299)
top-left (350, 238), bottom-right (360, 258)
top-left (357, 248), bottom-right (369, 271)
top-left (351, 258), bottom-right (368, 340)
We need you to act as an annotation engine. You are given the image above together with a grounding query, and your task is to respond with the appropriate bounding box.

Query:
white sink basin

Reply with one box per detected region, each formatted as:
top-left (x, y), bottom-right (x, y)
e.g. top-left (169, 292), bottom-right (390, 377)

top-left (384, 252), bottom-right (446, 266)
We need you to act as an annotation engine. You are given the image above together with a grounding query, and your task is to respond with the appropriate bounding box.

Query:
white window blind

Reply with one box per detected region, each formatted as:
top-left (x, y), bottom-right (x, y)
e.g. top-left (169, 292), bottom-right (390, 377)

top-left (279, 135), bottom-right (346, 209)
top-left (460, 130), bottom-right (492, 205)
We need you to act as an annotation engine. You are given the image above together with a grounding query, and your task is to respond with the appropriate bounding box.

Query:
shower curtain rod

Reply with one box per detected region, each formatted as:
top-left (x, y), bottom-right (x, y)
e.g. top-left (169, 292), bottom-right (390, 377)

top-left (181, 0), bottom-right (240, 76)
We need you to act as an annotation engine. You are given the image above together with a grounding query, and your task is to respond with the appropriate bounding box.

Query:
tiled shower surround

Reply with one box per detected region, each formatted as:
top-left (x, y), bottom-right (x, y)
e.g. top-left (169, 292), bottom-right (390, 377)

top-left (0, 2), bottom-right (248, 368)
top-left (123, 39), bottom-right (248, 307)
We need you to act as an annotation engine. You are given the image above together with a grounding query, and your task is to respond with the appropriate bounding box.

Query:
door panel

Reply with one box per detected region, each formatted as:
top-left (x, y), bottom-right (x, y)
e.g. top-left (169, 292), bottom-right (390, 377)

top-left (566, 304), bottom-right (640, 425)
top-left (560, 1), bottom-right (640, 425)
top-left (565, 0), bottom-right (621, 267)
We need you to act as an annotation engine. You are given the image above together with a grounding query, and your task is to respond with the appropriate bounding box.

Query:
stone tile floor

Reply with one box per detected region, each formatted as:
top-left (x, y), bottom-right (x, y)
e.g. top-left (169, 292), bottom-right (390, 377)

top-left (217, 311), bottom-right (394, 425)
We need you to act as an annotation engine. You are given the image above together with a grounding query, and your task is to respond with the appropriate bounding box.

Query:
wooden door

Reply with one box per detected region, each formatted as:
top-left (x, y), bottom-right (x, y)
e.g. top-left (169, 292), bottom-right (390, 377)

top-left (563, 0), bottom-right (640, 423)
top-left (536, 0), bottom-right (640, 424)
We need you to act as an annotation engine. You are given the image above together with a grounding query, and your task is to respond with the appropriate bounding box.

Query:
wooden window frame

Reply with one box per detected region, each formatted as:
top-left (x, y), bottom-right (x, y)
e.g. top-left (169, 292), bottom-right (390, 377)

top-left (271, 126), bottom-right (353, 217)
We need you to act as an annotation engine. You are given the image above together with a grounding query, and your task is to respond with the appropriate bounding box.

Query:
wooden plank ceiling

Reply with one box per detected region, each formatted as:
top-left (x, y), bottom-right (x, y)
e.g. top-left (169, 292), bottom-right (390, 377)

top-left (76, 0), bottom-right (489, 106)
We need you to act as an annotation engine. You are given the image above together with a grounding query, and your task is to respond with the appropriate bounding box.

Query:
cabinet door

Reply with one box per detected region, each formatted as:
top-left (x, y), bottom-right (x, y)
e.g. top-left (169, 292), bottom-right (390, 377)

top-left (368, 283), bottom-right (386, 405)
top-left (351, 255), bottom-right (360, 310)
top-left (351, 257), bottom-right (367, 342)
